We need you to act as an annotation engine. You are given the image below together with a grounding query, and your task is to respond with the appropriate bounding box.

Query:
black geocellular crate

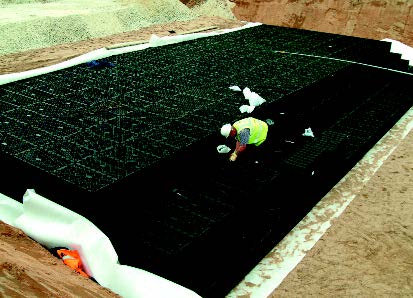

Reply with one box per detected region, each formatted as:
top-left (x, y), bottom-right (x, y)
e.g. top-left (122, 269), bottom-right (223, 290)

top-left (1, 24), bottom-right (413, 298)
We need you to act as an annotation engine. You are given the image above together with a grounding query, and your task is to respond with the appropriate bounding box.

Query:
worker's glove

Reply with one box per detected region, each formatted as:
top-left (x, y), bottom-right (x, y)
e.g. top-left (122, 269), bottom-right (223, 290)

top-left (229, 152), bottom-right (238, 162)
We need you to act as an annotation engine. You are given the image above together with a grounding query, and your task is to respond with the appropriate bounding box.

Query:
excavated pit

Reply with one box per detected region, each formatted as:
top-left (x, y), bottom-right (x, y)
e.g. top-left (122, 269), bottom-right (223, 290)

top-left (1, 24), bottom-right (412, 297)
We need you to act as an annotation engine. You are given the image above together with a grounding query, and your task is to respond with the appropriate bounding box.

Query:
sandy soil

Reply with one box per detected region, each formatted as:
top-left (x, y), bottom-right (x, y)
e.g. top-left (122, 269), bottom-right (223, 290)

top-left (1, 1), bottom-right (413, 297)
top-left (0, 222), bottom-right (122, 297)
top-left (271, 128), bottom-right (413, 297)
top-left (231, 0), bottom-right (413, 48)
top-left (0, 15), bottom-right (244, 74)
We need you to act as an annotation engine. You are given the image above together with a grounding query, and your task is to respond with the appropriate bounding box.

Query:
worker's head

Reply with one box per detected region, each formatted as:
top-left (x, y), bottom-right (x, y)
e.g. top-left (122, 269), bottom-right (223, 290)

top-left (220, 124), bottom-right (233, 138)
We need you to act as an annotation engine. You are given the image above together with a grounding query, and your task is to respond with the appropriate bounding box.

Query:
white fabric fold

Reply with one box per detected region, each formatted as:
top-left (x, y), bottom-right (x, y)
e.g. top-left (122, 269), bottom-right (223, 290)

top-left (1, 189), bottom-right (201, 298)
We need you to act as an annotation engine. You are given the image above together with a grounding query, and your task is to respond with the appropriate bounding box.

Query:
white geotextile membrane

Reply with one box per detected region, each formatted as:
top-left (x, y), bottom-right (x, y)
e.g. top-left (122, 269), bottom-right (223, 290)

top-left (382, 38), bottom-right (413, 66)
top-left (0, 190), bottom-right (201, 298)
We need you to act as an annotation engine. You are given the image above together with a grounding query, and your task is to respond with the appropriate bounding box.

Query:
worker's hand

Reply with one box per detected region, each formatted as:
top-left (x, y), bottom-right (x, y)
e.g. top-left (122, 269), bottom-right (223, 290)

top-left (229, 152), bottom-right (238, 162)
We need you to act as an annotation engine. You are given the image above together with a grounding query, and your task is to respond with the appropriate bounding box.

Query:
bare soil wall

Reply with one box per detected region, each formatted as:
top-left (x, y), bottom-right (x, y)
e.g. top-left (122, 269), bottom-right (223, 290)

top-left (231, 0), bottom-right (413, 47)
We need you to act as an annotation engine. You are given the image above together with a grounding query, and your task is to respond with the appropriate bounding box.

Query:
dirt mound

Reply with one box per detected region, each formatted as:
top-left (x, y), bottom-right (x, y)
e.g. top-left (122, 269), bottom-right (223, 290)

top-left (0, 0), bottom-right (235, 55)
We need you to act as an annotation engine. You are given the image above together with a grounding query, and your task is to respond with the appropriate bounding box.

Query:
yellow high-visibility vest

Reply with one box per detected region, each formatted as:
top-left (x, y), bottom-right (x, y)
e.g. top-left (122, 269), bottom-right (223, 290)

top-left (233, 117), bottom-right (268, 146)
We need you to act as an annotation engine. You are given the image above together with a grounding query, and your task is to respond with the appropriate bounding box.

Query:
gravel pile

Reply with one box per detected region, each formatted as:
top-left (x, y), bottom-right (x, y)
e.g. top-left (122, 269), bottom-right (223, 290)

top-left (0, 0), bottom-right (235, 55)
top-left (191, 0), bottom-right (236, 20)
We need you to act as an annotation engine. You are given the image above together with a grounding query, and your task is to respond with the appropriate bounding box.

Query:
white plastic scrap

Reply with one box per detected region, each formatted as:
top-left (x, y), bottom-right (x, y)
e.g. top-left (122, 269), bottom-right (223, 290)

top-left (243, 87), bottom-right (266, 107)
top-left (239, 87), bottom-right (266, 113)
top-left (239, 105), bottom-right (255, 113)
top-left (303, 127), bottom-right (315, 137)
top-left (217, 144), bottom-right (231, 154)
top-left (229, 85), bottom-right (242, 91)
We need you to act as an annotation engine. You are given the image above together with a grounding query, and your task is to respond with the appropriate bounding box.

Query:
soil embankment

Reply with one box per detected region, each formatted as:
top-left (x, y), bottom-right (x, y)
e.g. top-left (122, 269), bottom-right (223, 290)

top-left (231, 0), bottom-right (413, 47)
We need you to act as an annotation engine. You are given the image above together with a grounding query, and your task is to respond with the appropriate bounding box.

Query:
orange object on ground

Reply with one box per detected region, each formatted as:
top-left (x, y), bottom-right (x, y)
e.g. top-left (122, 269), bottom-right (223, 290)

top-left (57, 249), bottom-right (89, 278)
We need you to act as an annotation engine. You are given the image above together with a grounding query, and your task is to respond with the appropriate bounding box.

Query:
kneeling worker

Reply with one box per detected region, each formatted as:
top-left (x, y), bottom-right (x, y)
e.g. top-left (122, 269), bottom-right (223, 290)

top-left (220, 117), bottom-right (268, 162)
